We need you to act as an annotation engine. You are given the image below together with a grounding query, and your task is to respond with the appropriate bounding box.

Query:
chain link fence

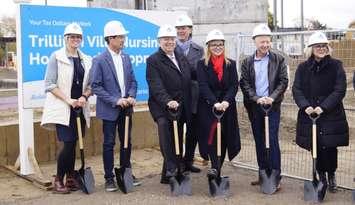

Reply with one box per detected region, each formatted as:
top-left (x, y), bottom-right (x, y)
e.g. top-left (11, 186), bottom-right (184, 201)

top-left (232, 29), bottom-right (355, 189)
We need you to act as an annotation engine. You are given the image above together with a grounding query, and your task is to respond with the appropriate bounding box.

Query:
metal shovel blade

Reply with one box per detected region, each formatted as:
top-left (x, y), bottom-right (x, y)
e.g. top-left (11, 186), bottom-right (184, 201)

top-left (169, 173), bottom-right (192, 196)
top-left (259, 169), bottom-right (279, 194)
top-left (115, 167), bottom-right (134, 194)
top-left (208, 176), bottom-right (230, 197)
top-left (304, 179), bottom-right (326, 202)
top-left (74, 167), bottom-right (95, 194)
top-left (352, 189), bottom-right (355, 202)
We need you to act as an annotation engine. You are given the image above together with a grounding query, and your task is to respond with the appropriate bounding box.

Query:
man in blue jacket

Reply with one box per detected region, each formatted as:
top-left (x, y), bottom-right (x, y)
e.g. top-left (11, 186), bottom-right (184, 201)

top-left (90, 20), bottom-right (140, 192)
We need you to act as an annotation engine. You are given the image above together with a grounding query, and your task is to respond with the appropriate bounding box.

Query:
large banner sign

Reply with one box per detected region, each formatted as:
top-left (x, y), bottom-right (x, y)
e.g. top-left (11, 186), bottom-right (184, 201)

top-left (19, 5), bottom-right (183, 108)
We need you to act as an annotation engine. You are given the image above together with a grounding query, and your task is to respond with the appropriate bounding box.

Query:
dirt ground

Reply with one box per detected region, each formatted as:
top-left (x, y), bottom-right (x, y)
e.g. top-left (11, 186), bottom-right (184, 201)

top-left (0, 148), bottom-right (353, 205)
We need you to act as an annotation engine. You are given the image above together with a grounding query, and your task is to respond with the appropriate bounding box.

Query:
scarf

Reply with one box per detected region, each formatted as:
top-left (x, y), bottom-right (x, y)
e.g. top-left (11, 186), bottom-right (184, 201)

top-left (176, 38), bottom-right (192, 56)
top-left (211, 54), bottom-right (224, 81)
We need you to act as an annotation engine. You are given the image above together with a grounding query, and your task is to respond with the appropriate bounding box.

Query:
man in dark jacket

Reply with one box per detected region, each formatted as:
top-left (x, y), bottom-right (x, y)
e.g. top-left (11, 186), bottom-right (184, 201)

top-left (146, 24), bottom-right (192, 184)
top-left (240, 24), bottom-right (288, 189)
top-left (175, 14), bottom-right (204, 173)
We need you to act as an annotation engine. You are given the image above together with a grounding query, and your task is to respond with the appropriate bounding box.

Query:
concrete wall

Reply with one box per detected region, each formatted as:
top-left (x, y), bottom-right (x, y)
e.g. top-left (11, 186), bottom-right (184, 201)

top-left (0, 111), bottom-right (158, 165)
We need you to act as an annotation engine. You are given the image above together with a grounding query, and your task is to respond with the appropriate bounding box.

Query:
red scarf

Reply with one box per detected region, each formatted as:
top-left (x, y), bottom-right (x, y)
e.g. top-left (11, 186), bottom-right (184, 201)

top-left (211, 55), bottom-right (224, 81)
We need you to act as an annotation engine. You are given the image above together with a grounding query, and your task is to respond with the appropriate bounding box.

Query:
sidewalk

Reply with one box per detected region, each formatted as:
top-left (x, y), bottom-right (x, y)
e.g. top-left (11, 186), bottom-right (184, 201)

top-left (0, 148), bottom-right (353, 205)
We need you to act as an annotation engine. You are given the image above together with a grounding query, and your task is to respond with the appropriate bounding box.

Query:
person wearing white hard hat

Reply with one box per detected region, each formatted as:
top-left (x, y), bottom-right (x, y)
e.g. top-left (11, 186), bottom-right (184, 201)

top-left (90, 20), bottom-right (140, 192)
top-left (41, 22), bottom-right (92, 194)
top-left (293, 31), bottom-right (349, 193)
top-left (196, 29), bottom-right (241, 179)
top-left (240, 24), bottom-right (288, 189)
top-left (175, 14), bottom-right (204, 173)
top-left (146, 24), bottom-right (193, 184)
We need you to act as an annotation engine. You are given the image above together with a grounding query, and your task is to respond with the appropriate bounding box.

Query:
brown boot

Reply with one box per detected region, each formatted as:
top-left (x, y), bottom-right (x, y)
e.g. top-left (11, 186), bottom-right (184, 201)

top-left (53, 176), bottom-right (70, 194)
top-left (65, 173), bottom-right (80, 191)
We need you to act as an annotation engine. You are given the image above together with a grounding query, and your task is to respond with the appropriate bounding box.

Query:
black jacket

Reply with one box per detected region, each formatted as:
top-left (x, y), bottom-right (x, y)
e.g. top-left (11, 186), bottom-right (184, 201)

top-left (196, 58), bottom-right (241, 161)
top-left (292, 55), bottom-right (349, 150)
top-left (146, 48), bottom-right (192, 122)
top-left (240, 51), bottom-right (289, 111)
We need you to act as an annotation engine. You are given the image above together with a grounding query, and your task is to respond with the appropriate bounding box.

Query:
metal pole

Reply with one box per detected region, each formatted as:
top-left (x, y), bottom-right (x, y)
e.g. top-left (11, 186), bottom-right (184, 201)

top-left (281, 0), bottom-right (284, 28)
top-left (273, 0), bottom-right (277, 31)
top-left (300, 0), bottom-right (305, 51)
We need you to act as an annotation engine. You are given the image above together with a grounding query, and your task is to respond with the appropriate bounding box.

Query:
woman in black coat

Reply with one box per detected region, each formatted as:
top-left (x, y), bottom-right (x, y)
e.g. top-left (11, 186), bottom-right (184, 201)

top-left (292, 31), bottom-right (349, 193)
top-left (196, 29), bottom-right (241, 177)
top-left (146, 25), bottom-right (192, 184)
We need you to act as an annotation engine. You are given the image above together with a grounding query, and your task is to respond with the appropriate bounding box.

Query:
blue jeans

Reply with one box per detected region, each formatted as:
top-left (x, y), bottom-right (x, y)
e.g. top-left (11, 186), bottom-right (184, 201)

top-left (102, 111), bottom-right (132, 180)
top-left (250, 106), bottom-right (281, 171)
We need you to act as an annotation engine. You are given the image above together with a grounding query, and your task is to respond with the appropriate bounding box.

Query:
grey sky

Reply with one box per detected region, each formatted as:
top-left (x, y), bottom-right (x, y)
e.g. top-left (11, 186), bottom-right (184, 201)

top-left (268, 0), bottom-right (355, 29)
top-left (1, 0), bottom-right (354, 29)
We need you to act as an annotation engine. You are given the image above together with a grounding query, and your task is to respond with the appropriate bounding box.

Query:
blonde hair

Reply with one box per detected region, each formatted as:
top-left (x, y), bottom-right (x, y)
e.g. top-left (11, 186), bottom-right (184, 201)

top-left (204, 43), bottom-right (231, 66)
top-left (304, 44), bottom-right (333, 58)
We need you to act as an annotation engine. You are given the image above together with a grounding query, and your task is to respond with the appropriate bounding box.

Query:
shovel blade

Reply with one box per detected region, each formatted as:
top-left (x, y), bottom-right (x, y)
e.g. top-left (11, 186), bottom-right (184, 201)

top-left (208, 176), bottom-right (230, 197)
top-left (169, 173), bottom-right (192, 196)
top-left (115, 167), bottom-right (134, 194)
top-left (259, 169), bottom-right (279, 194)
top-left (74, 167), bottom-right (95, 194)
top-left (352, 189), bottom-right (355, 202)
top-left (304, 179), bottom-right (326, 202)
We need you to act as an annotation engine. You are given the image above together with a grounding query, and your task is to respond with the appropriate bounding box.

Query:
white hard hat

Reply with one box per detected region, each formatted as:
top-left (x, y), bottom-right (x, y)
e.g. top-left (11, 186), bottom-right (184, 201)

top-left (157, 24), bottom-right (177, 38)
top-left (252, 24), bottom-right (272, 39)
top-left (104, 20), bottom-right (129, 38)
top-left (64, 23), bottom-right (83, 36)
top-left (175, 14), bottom-right (193, 27)
top-left (205, 29), bottom-right (225, 44)
top-left (308, 31), bottom-right (329, 47)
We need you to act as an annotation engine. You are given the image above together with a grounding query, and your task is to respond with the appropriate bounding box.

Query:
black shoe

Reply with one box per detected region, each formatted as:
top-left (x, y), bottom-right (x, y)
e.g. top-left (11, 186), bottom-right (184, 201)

top-left (132, 175), bottom-right (142, 187)
top-left (160, 175), bottom-right (170, 184)
top-left (185, 164), bottom-right (201, 173)
top-left (105, 178), bottom-right (118, 192)
top-left (250, 180), bottom-right (260, 186)
top-left (207, 168), bottom-right (218, 180)
top-left (328, 172), bottom-right (337, 193)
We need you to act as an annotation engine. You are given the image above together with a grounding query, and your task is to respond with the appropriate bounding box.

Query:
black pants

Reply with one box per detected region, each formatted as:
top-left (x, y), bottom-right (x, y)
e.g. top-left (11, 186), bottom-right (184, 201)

top-left (184, 114), bottom-right (198, 164)
top-left (157, 117), bottom-right (184, 177)
top-left (316, 147), bottom-right (338, 173)
top-left (208, 129), bottom-right (227, 170)
top-left (57, 141), bottom-right (77, 179)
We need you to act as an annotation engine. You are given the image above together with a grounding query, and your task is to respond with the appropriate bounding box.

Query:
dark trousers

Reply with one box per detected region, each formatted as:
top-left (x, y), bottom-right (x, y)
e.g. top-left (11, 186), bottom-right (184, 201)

top-left (316, 147), bottom-right (337, 173)
top-left (250, 107), bottom-right (281, 171)
top-left (157, 117), bottom-right (184, 177)
top-left (57, 141), bottom-right (77, 179)
top-left (208, 129), bottom-right (227, 170)
top-left (184, 114), bottom-right (198, 164)
top-left (102, 111), bottom-right (132, 180)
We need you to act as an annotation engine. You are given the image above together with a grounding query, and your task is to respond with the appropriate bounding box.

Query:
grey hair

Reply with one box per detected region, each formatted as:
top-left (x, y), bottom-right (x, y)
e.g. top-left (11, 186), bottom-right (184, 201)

top-left (304, 44), bottom-right (333, 58)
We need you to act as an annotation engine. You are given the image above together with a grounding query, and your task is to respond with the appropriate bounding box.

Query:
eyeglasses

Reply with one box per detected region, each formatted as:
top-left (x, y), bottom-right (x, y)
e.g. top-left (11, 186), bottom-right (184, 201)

top-left (313, 44), bottom-right (327, 49)
top-left (68, 35), bottom-right (82, 39)
top-left (110, 35), bottom-right (125, 39)
top-left (209, 43), bottom-right (224, 48)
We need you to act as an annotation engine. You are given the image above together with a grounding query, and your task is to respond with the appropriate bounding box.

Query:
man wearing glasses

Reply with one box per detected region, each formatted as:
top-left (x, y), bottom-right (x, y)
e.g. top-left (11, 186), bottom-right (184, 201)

top-left (240, 24), bottom-right (288, 191)
top-left (90, 20), bottom-right (140, 192)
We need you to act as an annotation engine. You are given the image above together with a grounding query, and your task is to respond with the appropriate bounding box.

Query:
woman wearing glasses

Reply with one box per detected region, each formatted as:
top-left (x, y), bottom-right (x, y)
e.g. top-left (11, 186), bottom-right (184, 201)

top-left (292, 31), bottom-right (349, 193)
top-left (41, 23), bottom-right (92, 194)
top-left (196, 29), bottom-right (241, 178)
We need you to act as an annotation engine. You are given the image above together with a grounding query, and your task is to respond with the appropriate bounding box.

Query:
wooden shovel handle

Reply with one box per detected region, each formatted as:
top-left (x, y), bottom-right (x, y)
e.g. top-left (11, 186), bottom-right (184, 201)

top-left (312, 123), bottom-right (317, 159)
top-left (173, 120), bottom-right (180, 155)
top-left (265, 116), bottom-right (269, 149)
top-left (124, 116), bottom-right (129, 149)
top-left (217, 122), bottom-right (221, 157)
top-left (76, 116), bottom-right (84, 150)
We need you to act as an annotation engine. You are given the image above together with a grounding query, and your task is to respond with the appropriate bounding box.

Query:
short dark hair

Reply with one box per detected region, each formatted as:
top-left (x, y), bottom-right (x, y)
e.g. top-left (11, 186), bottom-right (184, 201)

top-left (104, 36), bottom-right (110, 44)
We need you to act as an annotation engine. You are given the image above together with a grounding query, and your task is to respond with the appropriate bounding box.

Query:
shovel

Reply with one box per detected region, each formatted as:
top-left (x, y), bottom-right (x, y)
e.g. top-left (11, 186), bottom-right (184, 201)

top-left (208, 106), bottom-right (230, 197)
top-left (167, 107), bottom-right (192, 196)
top-left (259, 104), bottom-right (279, 195)
top-left (304, 112), bottom-right (327, 202)
top-left (73, 108), bottom-right (95, 194)
top-left (115, 106), bottom-right (134, 194)
top-left (352, 178), bottom-right (355, 202)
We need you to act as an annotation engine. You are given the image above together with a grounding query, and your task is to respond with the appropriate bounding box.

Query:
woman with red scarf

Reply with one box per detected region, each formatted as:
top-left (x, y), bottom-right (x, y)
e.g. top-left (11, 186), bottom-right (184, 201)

top-left (196, 29), bottom-right (241, 176)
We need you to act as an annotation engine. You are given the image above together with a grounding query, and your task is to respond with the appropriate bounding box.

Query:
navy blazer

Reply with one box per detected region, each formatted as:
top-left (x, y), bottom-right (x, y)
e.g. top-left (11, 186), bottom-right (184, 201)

top-left (90, 49), bottom-right (137, 121)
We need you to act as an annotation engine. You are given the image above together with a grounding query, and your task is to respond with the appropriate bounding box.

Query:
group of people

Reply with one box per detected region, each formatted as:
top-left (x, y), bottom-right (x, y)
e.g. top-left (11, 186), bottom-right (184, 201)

top-left (40, 13), bottom-right (350, 197)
